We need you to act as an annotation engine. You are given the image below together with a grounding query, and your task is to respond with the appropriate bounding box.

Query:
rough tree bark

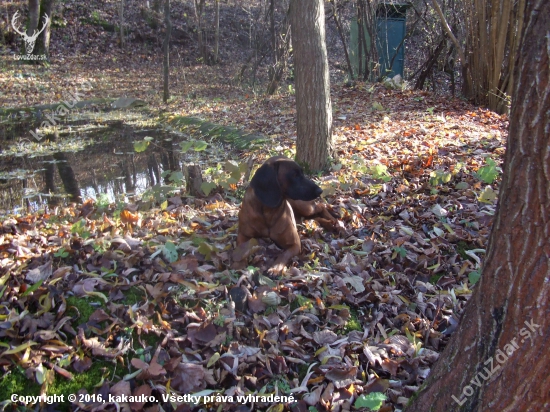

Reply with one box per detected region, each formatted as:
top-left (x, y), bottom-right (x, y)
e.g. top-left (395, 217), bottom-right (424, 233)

top-left (407, 0), bottom-right (549, 410)
top-left (290, 0), bottom-right (333, 172)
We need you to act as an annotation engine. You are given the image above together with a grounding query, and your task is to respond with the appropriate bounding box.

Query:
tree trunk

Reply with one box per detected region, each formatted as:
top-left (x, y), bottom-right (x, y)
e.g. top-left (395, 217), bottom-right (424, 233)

top-left (27, 0), bottom-right (40, 38)
top-left (214, 0), bottom-right (219, 63)
top-left (414, 37), bottom-right (445, 90)
top-left (43, 156), bottom-right (56, 195)
top-left (359, 0), bottom-right (371, 80)
top-left (119, 0), bottom-right (125, 48)
top-left (270, 0), bottom-right (276, 63)
top-left (407, 1), bottom-right (550, 410)
top-left (194, 0), bottom-right (206, 63)
top-left (356, 1), bottom-right (363, 78)
top-left (290, 0), bottom-right (333, 172)
top-left (147, 154), bottom-right (160, 185)
top-left (184, 164), bottom-right (205, 197)
top-left (163, 0), bottom-right (171, 103)
top-left (35, 0), bottom-right (53, 60)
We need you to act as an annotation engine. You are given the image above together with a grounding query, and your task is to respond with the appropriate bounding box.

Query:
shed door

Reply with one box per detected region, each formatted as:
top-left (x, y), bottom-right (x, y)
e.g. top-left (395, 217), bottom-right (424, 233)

top-left (376, 18), bottom-right (406, 78)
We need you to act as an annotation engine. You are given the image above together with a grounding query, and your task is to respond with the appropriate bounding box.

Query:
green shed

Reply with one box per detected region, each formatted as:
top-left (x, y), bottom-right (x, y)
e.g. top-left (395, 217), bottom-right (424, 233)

top-left (349, 2), bottom-right (411, 80)
top-left (376, 3), bottom-right (411, 78)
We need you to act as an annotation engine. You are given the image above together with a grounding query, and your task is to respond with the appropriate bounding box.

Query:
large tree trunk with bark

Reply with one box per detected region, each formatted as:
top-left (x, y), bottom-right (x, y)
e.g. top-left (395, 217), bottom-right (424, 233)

top-left (407, 1), bottom-right (550, 410)
top-left (290, 0), bottom-right (333, 172)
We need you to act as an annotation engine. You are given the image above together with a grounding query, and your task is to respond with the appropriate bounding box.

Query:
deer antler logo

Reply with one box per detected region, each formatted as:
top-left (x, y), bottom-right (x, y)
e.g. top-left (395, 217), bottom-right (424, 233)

top-left (12, 11), bottom-right (50, 55)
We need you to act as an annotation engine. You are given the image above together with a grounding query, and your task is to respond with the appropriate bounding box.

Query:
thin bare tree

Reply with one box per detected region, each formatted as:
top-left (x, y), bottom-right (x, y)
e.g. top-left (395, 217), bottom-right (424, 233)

top-left (119, 0), bottom-right (125, 48)
top-left (214, 0), bottom-right (220, 62)
top-left (163, 0), bottom-right (171, 102)
top-left (430, 0), bottom-right (525, 113)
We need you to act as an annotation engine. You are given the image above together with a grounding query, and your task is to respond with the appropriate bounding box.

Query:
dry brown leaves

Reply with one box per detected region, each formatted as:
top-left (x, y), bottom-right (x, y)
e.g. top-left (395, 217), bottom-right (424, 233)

top-left (0, 84), bottom-right (508, 411)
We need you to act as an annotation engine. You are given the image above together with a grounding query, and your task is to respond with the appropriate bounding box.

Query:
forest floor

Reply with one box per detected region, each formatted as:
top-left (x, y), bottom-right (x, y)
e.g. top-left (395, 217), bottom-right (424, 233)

top-left (0, 1), bottom-right (508, 411)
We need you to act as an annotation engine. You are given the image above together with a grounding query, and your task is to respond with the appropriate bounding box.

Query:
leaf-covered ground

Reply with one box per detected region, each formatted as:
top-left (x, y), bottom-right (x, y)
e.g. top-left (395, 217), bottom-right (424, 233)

top-left (0, 74), bottom-right (508, 411)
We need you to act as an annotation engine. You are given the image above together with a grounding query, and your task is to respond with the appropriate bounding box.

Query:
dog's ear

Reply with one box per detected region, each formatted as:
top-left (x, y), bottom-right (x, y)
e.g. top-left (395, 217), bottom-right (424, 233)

top-left (250, 163), bottom-right (282, 208)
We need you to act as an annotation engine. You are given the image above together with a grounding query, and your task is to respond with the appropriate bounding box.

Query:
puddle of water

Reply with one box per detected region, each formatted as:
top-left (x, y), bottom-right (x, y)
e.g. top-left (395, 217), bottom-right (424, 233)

top-left (0, 109), bottom-right (266, 216)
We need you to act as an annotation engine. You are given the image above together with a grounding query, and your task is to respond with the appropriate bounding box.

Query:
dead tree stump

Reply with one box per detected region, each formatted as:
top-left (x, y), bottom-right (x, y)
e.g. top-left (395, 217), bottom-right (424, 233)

top-left (183, 164), bottom-right (205, 197)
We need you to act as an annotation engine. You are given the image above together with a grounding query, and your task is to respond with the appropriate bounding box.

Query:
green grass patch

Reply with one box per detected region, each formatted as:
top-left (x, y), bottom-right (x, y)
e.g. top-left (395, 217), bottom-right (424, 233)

top-left (266, 375), bottom-right (291, 393)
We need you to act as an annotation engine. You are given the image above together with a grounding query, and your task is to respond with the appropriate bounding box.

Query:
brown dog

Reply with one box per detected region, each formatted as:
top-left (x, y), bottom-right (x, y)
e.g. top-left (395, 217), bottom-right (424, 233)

top-left (236, 156), bottom-right (336, 274)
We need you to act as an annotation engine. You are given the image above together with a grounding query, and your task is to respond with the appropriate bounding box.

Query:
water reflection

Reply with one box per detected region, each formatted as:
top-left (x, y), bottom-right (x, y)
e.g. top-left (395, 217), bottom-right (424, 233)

top-left (0, 115), bottom-right (180, 215)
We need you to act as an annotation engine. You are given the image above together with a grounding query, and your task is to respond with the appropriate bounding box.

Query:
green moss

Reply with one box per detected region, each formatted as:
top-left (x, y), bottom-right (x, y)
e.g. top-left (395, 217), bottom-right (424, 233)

top-left (406, 381), bottom-right (427, 407)
top-left (49, 360), bottom-right (112, 395)
top-left (0, 366), bottom-right (40, 401)
top-left (343, 311), bottom-right (362, 334)
top-left (65, 296), bottom-right (104, 326)
top-left (456, 240), bottom-right (476, 261)
top-left (266, 375), bottom-right (291, 393)
top-left (290, 295), bottom-right (313, 312)
top-left (0, 362), bottom-right (113, 409)
top-left (429, 274), bottom-right (444, 284)
top-left (296, 363), bottom-right (310, 381)
top-left (47, 361), bottom-right (114, 411)
top-left (122, 286), bottom-right (145, 306)
top-left (134, 328), bottom-right (162, 348)
top-left (80, 16), bottom-right (118, 32)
